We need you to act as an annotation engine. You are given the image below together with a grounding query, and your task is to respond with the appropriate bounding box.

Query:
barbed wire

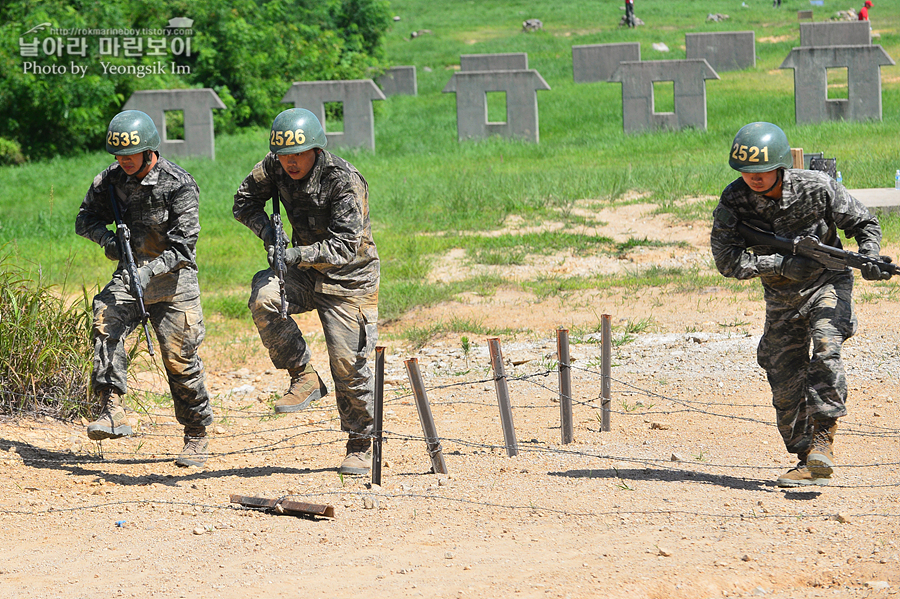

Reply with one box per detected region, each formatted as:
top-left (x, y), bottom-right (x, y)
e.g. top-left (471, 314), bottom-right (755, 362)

top-left (1, 358), bottom-right (898, 489)
top-left (3, 491), bottom-right (900, 521)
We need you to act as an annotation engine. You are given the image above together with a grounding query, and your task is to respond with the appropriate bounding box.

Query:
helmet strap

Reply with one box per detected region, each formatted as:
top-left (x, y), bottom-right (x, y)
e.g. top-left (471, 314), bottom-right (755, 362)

top-left (760, 168), bottom-right (783, 196)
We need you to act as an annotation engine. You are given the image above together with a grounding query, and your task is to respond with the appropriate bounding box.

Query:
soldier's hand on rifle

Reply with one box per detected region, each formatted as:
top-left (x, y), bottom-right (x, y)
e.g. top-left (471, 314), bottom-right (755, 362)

top-left (284, 247), bottom-right (303, 267)
top-left (775, 254), bottom-right (821, 281)
top-left (123, 265), bottom-right (153, 294)
top-left (100, 231), bottom-right (120, 261)
top-left (861, 255), bottom-right (893, 281)
top-left (260, 224), bottom-right (277, 251)
top-left (270, 246), bottom-right (304, 269)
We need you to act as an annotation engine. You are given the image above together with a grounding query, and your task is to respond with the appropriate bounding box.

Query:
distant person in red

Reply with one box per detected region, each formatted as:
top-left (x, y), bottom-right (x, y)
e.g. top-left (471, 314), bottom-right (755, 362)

top-left (858, 0), bottom-right (872, 20)
top-left (624, 0), bottom-right (636, 28)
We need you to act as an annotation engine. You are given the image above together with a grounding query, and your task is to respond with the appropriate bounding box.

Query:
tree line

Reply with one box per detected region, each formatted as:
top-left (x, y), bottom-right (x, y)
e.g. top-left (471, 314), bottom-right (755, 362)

top-left (0, 0), bottom-right (392, 163)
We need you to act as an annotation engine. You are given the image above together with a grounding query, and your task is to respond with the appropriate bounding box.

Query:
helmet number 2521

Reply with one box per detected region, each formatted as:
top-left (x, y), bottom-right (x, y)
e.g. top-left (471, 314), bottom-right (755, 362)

top-left (731, 144), bottom-right (769, 164)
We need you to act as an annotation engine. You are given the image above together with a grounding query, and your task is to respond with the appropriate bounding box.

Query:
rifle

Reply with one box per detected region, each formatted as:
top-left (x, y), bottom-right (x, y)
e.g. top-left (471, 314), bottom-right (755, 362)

top-left (271, 189), bottom-right (288, 320)
top-left (109, 185), bottom-right (155, 356)
top-left (737, 220), bottom-right (899, 277)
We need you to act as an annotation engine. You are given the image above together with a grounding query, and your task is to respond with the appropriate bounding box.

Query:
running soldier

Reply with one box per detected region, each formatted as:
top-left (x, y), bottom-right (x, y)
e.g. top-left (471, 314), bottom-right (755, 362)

top-left (75, 110), bottom-right (213, 467)
top-left (710, 122), bottom-right (892, 487)
top-left (233, 108), bottom-right (380, 475)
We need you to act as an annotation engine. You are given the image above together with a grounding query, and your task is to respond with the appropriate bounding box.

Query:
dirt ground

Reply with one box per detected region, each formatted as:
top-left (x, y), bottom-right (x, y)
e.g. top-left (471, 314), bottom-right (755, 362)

top-left (2, 199), bottom-right (900, 599)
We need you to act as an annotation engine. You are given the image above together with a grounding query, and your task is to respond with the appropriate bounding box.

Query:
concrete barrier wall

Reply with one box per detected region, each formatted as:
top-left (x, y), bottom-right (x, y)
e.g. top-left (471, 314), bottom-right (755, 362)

top-left (280, 80), bottom-right (386, 150)
top-left (800, 21), bottom-right (871, 47)
top-left (443, 70), bottom-right (550, 143)
top-left (685, 32), bottom-right (755, 72)
top-left (572, 43), bottom-right (640, 83)
top-left (123, 89), bottom-right (226, 159)
top-left (460, 53), bottom-right (528, 72)
top-left (609, 59), bottom-right (719, 134)
top-left (377, 66), bottom-right (417, 97)
top-left (780, 45), bottom-right (894, 123)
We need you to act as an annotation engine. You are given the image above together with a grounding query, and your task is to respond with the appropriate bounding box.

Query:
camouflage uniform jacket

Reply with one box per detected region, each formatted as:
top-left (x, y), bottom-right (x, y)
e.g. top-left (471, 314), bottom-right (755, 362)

top-left (232, 149), bottom-right (380, 297)
top-left (710, 169), bottom-right (882, 304)
top-left (75, 155), bottom-right (201, 297)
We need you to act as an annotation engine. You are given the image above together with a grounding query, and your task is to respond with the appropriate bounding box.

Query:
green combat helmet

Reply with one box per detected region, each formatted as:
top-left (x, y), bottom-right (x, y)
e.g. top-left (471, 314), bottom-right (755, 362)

top-left (728, 122), bottom-right (792, 173)
top-left (105, 110), bottom-right (161, 155)
top-left (269, 108), bottom-right (327, 155)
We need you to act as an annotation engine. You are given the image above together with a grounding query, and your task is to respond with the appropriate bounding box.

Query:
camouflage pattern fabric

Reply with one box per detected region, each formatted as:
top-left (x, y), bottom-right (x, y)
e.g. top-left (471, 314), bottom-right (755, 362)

top-left (75, 155), bottom-right (212, 428)
top-left (91, 281), bottom-right (212, 428)
top-left (757, 281), bottom-right (855, 456)
top-left (77, 156), bottom-right (202, 282)
top-left (233, 149), bottom-right (380, 296)
top-left (234, 149), bottom-right (380, 435)
top-left (249, 267), bottom-right (378, 435)
top-left (710, 168), bottom-right (880, 455)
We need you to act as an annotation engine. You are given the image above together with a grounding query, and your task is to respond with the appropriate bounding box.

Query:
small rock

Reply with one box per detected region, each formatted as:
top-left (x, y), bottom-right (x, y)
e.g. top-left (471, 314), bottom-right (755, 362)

top-left (230, 384), bottom-right (255, 396)
top-left (214, 426), bottom-right (226, 435)
top-left (393, 15), bottom-right (401, 21)
top-left (363, 495), bottom-right (379, 510)
top-left (652, 42), bottom-right (669, 52)
top-left (833, 512), bottom-right (850, 524)
top-left (522, 18), bottom-right (543, 32)
top-left (650, 422), bottom-right (671, 430)
top-left (193, 527), bottom-right (205, 535)
top-left (742, 554), bottom-right (752, 562)
top-left (670, 453), bottom-right (685, 462)
top-left (865, 582), bottom-right (889, 590)
top-left (445, 551), bottom-right (455, 559)
top-left (752, 587), bottom-right (767, 596)
top-left (657, 546), bottom-right (672, 557)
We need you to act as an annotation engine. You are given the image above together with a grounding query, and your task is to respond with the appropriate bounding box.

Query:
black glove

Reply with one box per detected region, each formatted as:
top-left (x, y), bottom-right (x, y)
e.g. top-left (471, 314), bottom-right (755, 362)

top-left (101, 232), bottom-right (120, 261)
top-left (861, 255), bottom-right (893, 281)
top-left (774, 254), bottom-right (821, 281)
top-left (269, 246), bottom-right (303, 269)
top-left (284, 247), bottom-right (302, 267)
top-left (260, 224), bottom-right (277, 251)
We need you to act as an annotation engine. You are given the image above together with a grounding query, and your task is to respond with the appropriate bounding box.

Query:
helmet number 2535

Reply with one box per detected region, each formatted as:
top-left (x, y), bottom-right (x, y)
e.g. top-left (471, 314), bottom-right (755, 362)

top-left (107, 130), bottom-right (141, 148)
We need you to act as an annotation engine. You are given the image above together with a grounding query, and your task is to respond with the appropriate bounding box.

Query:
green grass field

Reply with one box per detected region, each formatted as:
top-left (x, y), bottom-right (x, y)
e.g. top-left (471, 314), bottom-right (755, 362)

top-left (2, 0), bottom-right (900, 324)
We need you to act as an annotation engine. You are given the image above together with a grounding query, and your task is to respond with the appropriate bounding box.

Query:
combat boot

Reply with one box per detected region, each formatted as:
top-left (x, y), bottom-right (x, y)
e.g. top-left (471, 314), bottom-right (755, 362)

top-left (175, 426), bottom-right (209, 468)
top-left (273, 363), bottom-right (328, 413)
top-left (339, 436), bottom-right (372, 476)
top-left (807, 419), bottom-right (838, 478)
top-left (86, 388), bottom-right (132, 440)
top-left (776, 463), bottom-right (832, 487)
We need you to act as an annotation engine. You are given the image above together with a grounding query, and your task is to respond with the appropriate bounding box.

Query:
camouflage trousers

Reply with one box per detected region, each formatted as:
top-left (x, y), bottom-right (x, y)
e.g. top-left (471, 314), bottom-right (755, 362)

top-left (91, 271), bottom-right (212, 429)
top-left (248, 267), bottom-right (379, 435)
top-left (757, 281), bottom-right (856, 457)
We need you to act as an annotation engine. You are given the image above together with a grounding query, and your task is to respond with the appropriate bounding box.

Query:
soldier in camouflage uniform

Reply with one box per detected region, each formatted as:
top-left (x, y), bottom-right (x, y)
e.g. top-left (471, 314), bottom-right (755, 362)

top-left (233, 108), bottom-right (379, 475)
top-left (711, 122), bottom-right (892, 487)
top-left (75, 110), bottom-right (213, 467)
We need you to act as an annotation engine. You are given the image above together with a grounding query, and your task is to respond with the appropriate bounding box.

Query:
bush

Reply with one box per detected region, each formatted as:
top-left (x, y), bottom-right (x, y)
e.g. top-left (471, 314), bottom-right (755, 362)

top-left (0, 137), bottom-right (25, 165)
top-left (0, 258), bottom-right (93, 418)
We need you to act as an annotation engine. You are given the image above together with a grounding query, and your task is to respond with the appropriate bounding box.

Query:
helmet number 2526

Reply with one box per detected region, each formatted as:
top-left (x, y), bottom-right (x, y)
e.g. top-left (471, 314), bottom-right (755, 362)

top-left (270, 129), bottom-right (306, 148)
top-left (731, 144), bottom-right (769, 164)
